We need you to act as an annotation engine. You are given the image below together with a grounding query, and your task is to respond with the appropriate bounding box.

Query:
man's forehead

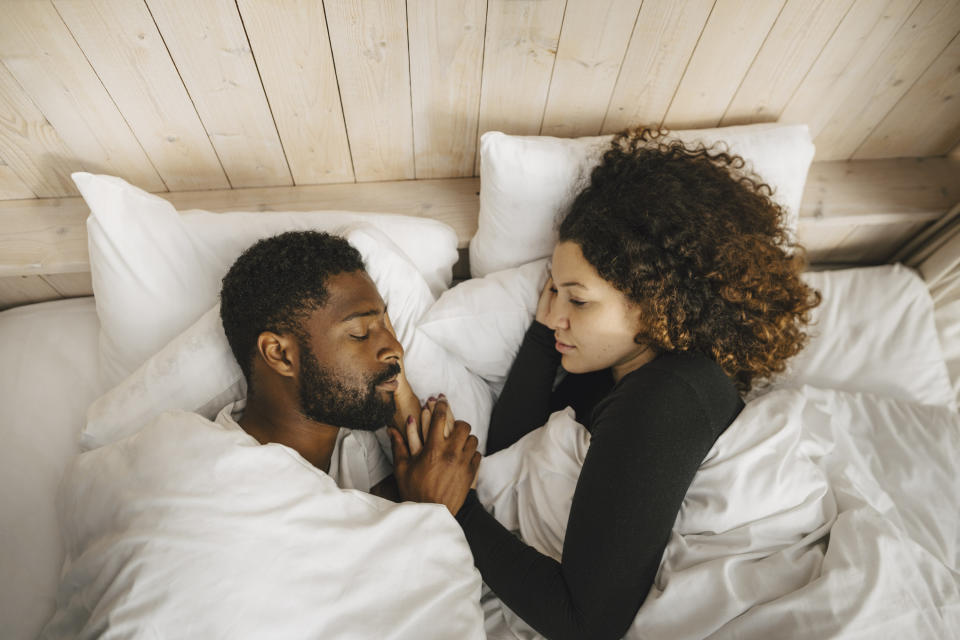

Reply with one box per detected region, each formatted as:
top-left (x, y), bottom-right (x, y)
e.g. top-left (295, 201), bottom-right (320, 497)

top-left (318, 270), bottom-right (384, 322)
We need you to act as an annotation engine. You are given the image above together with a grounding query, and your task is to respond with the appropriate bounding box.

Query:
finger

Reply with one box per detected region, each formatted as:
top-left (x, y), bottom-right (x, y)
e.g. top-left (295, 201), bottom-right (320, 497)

top-left (462, 434), bottom-right (479, 456)
top-left (388, 427), bottom-right (410, 466)
top-left (440, 394), bottom-right (454, 438)
top-left (427, 398), bottom-right (450, 446)
top-left (449, 420), bottom-right (471, 450)
top-left (421, 404), bottom-right (432, 443)
top-left (405, 415), bottom-right (422, 456)
top-left (469, 451), bottom-right (482, 476)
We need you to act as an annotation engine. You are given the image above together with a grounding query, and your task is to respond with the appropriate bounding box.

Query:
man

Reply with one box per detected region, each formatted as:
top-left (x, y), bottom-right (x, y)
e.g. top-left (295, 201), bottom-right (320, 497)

top-left (42, 230), bottom-right (485, 639)
top-left (219, 230), bottom-right (478, 501)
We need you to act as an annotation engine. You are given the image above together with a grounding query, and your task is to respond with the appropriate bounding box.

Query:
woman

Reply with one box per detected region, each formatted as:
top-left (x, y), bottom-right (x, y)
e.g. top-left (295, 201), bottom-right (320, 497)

top-left (388, 128), bottom-right (821, 639)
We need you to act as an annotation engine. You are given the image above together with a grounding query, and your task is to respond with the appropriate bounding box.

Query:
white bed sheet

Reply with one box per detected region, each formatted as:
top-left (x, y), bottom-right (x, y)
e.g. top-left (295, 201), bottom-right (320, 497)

top-left (0, 297), bottom-right (103, 640)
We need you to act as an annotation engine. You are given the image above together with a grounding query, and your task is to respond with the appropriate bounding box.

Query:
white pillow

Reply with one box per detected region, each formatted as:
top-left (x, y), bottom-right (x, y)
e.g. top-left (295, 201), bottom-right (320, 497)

top-left (74, 172), bottom-right (460, 388)
top-left (85, 224), bottom-right (494, 451)
top-left (419, 258), bottom-right (548, 388)
top-left (419, 261), bottom-right (956, 411)
top-left (470, 123), bottom-right (815, 277)
top-left (751, 264), bottom-right (956, 410)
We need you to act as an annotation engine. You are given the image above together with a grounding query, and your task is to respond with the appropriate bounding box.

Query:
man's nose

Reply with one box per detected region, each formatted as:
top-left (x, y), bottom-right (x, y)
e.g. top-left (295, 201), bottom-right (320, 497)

top-left (378, 328), bottom-right (403, 361)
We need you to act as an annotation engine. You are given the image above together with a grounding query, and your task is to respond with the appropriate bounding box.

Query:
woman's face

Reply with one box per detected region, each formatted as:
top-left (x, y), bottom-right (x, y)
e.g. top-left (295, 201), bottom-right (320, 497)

top-left (544, 241), bottom-right (655, 381)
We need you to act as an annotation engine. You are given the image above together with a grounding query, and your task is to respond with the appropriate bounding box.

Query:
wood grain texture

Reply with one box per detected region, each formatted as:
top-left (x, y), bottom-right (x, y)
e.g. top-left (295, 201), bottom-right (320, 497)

top-left (721, 0), bottom-right (856, 126)
top-left (324, 0), bottom-right (414, 182)
top-left (663, 0), bottom-right (786, 129)
top-left (0, 157), bottom-right (35, 200)
top-left (408, 0), bottom-right (486, 178)
top-left (0, 275), bottom-right (61, 310)
top-left (0, 176), bottom-right (481, 279)
top-left (53, 0), bottom-right (230, 192)
top-left (779, 0), bottom-right (920, 144)
top-left (601, 0), bottom-right (713, 133)
top-left (145, 0), bottom-right (292, 187)
top-left (0, 1), bottom-right (165, 193)
top-left (475, 0), bottom-right (566, 172)
top-left (0, 62), bottom-right (81, 197)
top-left (237, 0), bottom-right (354, 185)
top-left (2, 158), bottom-right (956, 286)
top-left (540, 0), bottom-right (643, 138)
top-left (814, 0), bottom-right (960, 160)
top-left (855, 31), bottom-right (960, 159)
top-left (42, 272), bottom-right (93, 297)
top-left (798, 157), bottom-right (960, 225)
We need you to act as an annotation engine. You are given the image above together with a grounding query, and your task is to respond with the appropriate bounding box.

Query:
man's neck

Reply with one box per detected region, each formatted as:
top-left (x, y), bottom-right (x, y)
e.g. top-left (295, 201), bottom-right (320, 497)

top-left (238, 396), bottom-right (340, 473)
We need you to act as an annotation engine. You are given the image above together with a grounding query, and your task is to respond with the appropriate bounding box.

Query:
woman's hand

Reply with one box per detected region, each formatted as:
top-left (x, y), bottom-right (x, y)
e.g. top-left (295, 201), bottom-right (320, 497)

top-left (384, 312), bottom-right (421, 436)
top-left (535, 275), bottom-right (556, 326)
top-left (389, 397), bottom-right (481, 516)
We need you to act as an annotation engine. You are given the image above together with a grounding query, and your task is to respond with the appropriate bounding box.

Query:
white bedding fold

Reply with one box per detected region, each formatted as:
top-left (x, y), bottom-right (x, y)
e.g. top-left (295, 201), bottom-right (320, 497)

top-left (43, 411), bottom-right (484, 639)
top-left (476, 387), bottom-right (960, 639)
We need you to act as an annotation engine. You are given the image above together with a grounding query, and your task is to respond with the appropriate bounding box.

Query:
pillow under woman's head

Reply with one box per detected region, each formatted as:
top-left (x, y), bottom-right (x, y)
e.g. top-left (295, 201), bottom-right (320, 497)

top-left (469, 123), bottom-right (815, 278)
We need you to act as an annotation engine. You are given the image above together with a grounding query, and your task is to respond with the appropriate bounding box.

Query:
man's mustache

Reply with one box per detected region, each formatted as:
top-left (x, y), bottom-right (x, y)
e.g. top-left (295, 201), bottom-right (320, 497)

top-left (370, 362), bottom-right (402, 388)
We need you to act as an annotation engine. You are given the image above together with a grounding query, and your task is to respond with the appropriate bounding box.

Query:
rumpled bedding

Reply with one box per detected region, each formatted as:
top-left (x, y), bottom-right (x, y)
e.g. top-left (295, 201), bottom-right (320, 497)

top-left (477, 386), bottom-right (960, 639)
top-left (42, 411), bottom-right (484, 640)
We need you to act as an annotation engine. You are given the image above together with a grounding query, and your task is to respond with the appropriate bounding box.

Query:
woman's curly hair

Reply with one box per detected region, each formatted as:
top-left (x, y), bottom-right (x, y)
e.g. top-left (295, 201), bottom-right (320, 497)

top-left (559, 127), bottom-right (821, 394)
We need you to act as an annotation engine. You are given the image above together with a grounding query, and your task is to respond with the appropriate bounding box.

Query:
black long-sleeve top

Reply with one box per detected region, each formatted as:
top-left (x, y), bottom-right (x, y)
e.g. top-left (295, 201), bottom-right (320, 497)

top-left (455, 321), bottom-right (743, 640)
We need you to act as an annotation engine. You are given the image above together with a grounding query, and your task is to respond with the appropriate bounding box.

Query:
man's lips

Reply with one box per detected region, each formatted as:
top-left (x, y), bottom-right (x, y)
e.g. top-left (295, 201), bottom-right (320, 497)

top-left (376, 376), bottom-right (399, 391)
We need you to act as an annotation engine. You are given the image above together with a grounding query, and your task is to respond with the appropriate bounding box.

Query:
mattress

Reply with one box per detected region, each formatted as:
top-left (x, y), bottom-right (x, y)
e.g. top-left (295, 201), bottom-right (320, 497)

top-left (0, 297), bottom-right (102, 640)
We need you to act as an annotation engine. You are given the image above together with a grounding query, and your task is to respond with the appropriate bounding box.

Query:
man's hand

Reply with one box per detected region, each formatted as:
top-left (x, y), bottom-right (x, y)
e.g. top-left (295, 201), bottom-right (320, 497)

top-left (389, 397), bottom-right (481, 516)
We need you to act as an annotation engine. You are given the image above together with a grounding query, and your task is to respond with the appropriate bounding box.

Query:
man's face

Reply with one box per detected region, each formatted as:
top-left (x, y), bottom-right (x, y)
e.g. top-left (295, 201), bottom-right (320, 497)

top-left (296, 270), bottom-right (402, 431)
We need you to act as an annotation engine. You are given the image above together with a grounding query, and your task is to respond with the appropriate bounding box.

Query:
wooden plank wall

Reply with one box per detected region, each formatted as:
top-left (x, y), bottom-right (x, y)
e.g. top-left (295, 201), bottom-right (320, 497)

top-left (1, 0), bottom-right (959, 202)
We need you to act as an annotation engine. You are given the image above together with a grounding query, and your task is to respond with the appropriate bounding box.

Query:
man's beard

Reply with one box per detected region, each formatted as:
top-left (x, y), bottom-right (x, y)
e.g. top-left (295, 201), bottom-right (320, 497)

top-left (297, 344), bottom-right (399, 432)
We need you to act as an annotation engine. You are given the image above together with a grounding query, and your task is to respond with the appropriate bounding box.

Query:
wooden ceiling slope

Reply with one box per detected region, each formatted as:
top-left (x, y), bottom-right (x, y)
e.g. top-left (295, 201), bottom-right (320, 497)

top-left (0, 0), bottom-right (959, 201)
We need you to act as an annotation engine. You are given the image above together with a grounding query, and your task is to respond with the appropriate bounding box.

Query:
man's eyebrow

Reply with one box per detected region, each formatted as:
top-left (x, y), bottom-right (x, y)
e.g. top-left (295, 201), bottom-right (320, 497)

top-left (340, 306), bottom-right (385, 323)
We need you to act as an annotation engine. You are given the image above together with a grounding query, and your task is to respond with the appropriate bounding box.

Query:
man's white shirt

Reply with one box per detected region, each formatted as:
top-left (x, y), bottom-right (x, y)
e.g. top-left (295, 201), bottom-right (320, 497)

top-left (215, 399), bottom-right (393, 492)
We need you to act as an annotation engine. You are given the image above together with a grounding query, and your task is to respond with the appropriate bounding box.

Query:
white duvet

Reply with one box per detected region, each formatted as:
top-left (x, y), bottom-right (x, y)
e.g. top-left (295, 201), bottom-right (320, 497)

top-left (477, 386), bottom-right (960, 639)
top-left (42, 411), bottom-right (484, 640)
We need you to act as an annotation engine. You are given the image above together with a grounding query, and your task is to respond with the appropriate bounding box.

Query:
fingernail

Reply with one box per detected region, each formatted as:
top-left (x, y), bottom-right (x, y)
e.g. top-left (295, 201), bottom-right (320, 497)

top-left (407, 415), bottom-right (415, 424)
top-left (438, 393), bottom-right (446, 400)
top-left (428, 396), bottom-right (436, 402)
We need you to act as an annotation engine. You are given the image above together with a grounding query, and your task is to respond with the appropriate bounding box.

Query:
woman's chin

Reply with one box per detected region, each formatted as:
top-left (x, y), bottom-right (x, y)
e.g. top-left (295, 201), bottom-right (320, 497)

top-left (560, 354), bottom-right (587, 374)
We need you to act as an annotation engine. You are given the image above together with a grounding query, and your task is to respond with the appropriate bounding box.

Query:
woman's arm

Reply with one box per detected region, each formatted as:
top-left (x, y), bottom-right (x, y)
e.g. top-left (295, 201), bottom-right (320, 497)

top-left (487, 277), bottom-right (562, 455)
top-left (486, 321), bottom-right (561, 454)
top-left (458, 366), bottom-right (726, 639)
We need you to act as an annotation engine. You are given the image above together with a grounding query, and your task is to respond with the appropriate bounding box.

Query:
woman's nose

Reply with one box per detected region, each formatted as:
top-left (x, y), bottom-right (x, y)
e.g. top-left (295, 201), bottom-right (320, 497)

top-left (546, 304), bottom-right (569, 330)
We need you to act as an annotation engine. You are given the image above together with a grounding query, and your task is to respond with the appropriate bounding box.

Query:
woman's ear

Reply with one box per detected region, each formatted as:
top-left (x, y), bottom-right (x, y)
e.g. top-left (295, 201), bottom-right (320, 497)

top-left (256, 331), bottom-right (298, 378)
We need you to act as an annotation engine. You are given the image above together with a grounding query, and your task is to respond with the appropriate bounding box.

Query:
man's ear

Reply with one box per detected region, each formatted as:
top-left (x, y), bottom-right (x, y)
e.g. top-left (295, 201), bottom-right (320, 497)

top-left (255, 331), bottom-right (298, 378)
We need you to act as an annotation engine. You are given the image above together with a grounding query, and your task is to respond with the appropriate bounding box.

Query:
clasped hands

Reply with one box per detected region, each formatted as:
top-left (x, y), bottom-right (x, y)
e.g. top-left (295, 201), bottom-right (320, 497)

top-left (388, 394), bottom-right (481, 516)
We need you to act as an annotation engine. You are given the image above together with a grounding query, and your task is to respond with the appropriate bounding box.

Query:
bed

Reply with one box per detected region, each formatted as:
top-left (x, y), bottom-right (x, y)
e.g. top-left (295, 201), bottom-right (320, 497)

top-left (2, 124), bottom-right (959, 638)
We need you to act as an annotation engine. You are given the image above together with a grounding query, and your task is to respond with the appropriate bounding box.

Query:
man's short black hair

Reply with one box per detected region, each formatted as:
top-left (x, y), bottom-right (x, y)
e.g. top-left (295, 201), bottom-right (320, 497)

top-left (220, 230), bottom-right (365, 382)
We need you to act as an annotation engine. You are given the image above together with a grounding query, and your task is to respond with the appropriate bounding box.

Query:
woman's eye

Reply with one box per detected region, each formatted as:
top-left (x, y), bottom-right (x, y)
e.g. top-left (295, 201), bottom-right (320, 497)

top-left (569, 298), bottom-right (586, 307)
top-left (349, 333), bottom-right (369, 341)
top-left (549, 286), bottom-right (558, 294)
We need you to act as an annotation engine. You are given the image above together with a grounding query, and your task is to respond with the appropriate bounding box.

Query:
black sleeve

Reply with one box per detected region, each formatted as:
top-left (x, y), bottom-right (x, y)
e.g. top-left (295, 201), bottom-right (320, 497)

top-left (457, 367), bottom-right (726, 640)
top-left (486, 321), bottom-right (561, 455)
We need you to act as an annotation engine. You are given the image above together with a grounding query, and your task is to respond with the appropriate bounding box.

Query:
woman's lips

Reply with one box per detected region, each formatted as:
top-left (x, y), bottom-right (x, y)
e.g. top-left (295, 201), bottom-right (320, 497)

top-left (555, 340), bottom-right (576, 354)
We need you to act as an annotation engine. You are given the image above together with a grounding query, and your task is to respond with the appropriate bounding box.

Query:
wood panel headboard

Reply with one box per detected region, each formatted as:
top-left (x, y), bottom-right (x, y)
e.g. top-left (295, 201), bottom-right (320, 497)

top-left (1, 157), bottom-right (958, 310)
